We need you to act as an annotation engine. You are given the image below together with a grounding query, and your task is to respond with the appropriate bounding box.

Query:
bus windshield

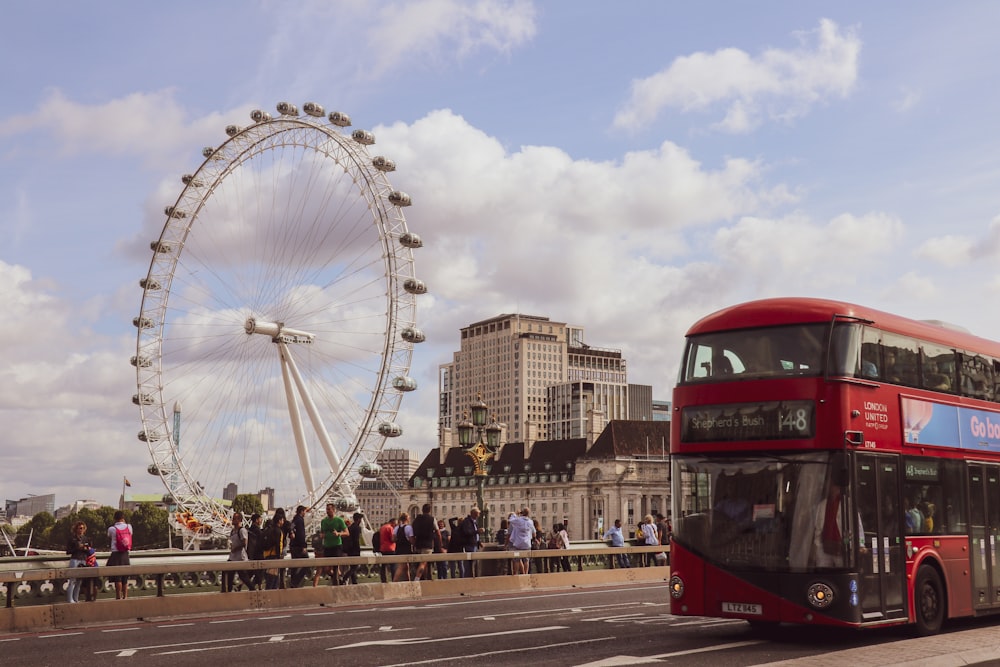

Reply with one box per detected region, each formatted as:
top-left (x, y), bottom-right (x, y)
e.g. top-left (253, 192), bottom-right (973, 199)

top-left (680, 323), bottom-right (829, 382)
top-left (672, 451), bottom-right (860, 572)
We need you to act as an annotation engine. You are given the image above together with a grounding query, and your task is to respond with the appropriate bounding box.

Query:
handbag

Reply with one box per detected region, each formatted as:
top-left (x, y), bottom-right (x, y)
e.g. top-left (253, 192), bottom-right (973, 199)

top-left (85, 547), bottom-right (97, 567)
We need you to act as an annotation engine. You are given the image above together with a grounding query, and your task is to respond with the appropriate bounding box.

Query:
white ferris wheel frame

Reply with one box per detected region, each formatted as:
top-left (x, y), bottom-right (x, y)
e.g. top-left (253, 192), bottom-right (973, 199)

top-left (133, 102), bottom-right (424, 540)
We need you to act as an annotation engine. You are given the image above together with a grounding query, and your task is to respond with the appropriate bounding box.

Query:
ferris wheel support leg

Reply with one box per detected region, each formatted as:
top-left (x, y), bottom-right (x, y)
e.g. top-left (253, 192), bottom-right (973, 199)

top-left (279, 341), bottom-right (346, 488)
top-left (278, 342), bottom-right (316, 496)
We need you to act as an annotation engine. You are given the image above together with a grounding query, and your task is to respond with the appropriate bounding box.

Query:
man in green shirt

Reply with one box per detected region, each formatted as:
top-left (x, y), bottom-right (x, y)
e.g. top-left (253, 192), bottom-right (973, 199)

top-left (314, 503), bottom-right (348, 586)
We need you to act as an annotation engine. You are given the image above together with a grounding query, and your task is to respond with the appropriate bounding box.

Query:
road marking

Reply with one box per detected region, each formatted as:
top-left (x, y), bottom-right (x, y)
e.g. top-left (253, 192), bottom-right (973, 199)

top-left (582, 613), bottom-right (646, 622)
top-left (269, 636), bottom-right (284, 642)
top-left (102, 627), bottom-right (140, 632)
top-left (650, 640), bottom-right (765, 659)
top-left (157, 623), bottom-right (194, 628)
top-left (117, 649), bottom-right (138, 657)
top-left (39, 632), bottom-right (83, 638)
top-left (669, 618), bottom-right (744, 627)
top-left (94, 626), bottom-right (370, 655)
top-left (380, 636), bottom-right (612, 666)
top-left (336, 625), bottom-right (568, 650)
top-left (209, 619), bottom-right (246, 624)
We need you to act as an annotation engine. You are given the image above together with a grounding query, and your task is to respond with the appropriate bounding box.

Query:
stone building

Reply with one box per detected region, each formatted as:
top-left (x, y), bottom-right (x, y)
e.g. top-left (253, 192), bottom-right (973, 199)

top-left (405, 419), bottom-right (670, 541)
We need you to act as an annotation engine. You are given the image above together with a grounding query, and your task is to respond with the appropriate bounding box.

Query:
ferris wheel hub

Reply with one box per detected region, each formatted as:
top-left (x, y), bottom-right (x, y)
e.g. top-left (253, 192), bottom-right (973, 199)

top-left (245, 317), bottom-right (315, 343)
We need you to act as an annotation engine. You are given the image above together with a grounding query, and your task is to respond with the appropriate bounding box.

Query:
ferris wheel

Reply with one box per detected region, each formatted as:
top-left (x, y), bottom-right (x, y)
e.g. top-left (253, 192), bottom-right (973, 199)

top-left (132, 101), bottom-right (426, 540)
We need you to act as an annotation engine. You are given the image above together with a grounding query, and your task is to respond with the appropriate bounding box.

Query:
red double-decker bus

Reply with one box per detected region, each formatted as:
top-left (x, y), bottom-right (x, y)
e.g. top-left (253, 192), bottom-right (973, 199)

top-left (668, 297), bottom-right (1000, 635)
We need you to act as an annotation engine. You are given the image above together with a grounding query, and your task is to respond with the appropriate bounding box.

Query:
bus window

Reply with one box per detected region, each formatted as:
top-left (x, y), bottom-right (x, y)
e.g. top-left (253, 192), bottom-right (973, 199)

top-left (921, 344), bottom-right (957, 393)
top-left (959, 352), bottom-right (995, 401)
top-left (860, 328), bottom-right (882, 379)
top-left (902, 458), bottom-right (966, 535)
top-left (882, 334), bottom-right (919, 388)
top-left (680, 324), bottom-right (825, 383)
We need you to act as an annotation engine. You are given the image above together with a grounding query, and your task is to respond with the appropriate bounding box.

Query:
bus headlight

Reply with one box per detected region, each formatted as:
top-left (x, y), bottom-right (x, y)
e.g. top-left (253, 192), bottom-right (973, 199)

top-left (669, 575), bottom-right (685, 599)
top-left (807, 582), bottom-right (834, 609)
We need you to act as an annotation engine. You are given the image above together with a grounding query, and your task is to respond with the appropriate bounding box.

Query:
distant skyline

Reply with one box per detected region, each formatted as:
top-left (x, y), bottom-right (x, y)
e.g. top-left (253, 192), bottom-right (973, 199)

top-left (3, 2), bottom-right (1000, 507)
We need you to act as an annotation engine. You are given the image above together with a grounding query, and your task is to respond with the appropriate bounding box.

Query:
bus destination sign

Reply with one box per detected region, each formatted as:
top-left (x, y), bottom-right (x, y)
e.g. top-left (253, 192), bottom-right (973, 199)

top-left (681, 400), bottom-right (815, 443)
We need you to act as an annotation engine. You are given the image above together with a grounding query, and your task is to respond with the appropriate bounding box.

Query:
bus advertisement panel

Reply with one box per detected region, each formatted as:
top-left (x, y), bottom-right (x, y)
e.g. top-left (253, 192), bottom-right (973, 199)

top-left (669, 298), bottom-right (1000, 635)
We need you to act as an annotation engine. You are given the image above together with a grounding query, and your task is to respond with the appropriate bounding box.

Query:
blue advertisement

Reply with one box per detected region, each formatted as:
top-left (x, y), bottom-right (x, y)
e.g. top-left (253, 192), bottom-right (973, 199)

top-left (902, 397), bottom-right (1000, 453)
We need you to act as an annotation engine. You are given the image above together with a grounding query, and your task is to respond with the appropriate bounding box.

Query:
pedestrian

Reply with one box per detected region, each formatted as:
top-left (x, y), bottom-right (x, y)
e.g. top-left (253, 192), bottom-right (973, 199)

top-left (340, 512), bottom-right (364, 585)
top-left (531, 519), bottom-right (547, 573)
top-left (288, 505), bottom-right (311, 588)
top-left (393, 512), bottom-right (413, 582)
top-left (506, 508), bottom-right (535, 575)
top-left (107, 510), bottom-right (133, 600)
top-left (602, 518), bottom-right (631, 569)
top-left (262, 510), bottom-right (286, 590)
top-left (411, 504), bottom-right (438, 581)
top-left (223, 512), bottom-right (254, 592)
top-left (65, 520), bottom-right (93, 603)
top-left (435, 519), bottom-right (449, 580)
top-left (378, 517), bottom-right (398, 582)
top-left (446, 517), bottom-right (462, 578)
top-left (246, 512), bottom-right (264, 590)
top-left (458, 507), bottom-right (482, 578)
top-left (641, 514), bottom-right (659, 566)
top-left (314, 503), bottom-right (348, 586)
top-left (553, 523), bottom-right (571, 573)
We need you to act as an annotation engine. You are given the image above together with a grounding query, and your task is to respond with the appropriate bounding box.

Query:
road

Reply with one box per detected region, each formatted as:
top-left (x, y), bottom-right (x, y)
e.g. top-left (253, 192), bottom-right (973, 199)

top-left (2, 583), bottom-right (999, 666)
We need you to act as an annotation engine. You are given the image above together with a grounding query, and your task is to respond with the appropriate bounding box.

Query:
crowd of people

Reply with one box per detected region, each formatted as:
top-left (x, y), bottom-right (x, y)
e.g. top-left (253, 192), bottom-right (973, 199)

top-left (61, 505), bottom-right (668, 600)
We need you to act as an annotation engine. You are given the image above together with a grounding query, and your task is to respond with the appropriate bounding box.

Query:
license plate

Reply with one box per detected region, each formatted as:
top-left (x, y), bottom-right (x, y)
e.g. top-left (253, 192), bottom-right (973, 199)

top-left (722, 601), bottom-right (762, 615)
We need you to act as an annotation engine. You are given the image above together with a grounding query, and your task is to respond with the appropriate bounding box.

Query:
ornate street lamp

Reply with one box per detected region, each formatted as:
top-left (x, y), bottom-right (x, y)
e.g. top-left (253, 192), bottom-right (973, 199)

top-left (457, 393), bottom-right (502, 537)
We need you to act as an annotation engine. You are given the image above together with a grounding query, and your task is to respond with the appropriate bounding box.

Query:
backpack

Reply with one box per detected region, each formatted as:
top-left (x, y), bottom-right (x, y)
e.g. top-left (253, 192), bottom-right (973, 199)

top-left (548, 533), bottom-right (560, 550)
top-left (371, 528), bottom-right (381, 552)
top-left (246, 528), bottom-right (260, 559)
top-left (114, 525), bottom-right (132, 552)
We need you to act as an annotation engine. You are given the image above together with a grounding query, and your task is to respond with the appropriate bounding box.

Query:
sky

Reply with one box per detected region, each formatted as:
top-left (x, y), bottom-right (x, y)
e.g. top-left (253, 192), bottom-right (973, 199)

top-left (2, 1), bottom-right (1000, 510)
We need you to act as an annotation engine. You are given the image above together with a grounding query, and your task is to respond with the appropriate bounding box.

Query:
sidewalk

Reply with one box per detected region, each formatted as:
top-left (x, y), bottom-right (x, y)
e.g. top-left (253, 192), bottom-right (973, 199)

top-left (755, 625), bottom-right (1000, 667)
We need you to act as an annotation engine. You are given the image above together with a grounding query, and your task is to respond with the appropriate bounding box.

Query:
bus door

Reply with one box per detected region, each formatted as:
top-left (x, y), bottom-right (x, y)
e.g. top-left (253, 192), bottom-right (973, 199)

top-left (967, 464), bottom-right (1000, 609)
top-left (854, 453), bottom-right (906, 621)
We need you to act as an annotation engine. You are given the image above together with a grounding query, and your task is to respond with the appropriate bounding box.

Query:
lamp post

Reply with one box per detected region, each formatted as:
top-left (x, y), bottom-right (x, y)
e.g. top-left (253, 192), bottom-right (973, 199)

top-left (457, 393), bottom-right (502, 539)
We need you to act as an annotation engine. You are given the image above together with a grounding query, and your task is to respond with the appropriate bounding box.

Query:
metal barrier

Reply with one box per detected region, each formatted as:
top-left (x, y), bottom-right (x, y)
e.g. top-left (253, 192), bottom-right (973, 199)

top-left (0, 543), bottom-right (669, 610)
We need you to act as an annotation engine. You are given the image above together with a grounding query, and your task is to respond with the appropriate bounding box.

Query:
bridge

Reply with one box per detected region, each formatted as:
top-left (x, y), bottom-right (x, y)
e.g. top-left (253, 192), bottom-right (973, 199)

top-left (0, 544), bottom-right (669, 633)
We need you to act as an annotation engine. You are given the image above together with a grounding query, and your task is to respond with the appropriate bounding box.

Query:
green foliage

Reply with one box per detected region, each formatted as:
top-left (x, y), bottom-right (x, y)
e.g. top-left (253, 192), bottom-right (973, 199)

top-left (231, 494), bottom-right (264, 517)
top-left (129, 503), bottom-right (170, 549)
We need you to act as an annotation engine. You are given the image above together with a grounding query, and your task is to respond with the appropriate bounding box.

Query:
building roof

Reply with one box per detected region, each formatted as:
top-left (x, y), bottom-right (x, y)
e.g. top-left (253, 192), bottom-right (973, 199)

top-left (411, 420), bottom-right (670, 483)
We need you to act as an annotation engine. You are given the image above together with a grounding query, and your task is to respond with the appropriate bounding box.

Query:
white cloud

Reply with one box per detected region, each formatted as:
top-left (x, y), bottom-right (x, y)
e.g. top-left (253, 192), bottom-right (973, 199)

top-left (915, 215), bottom-right (1000, 266)
top-left (613, 18), bottom-right (861, 132)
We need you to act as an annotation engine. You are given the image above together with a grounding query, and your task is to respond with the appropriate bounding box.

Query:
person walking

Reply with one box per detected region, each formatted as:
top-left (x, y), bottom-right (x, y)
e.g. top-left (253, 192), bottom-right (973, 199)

top-left (640, 514), bottom-right (659, 567)
top-left (435, 519), bottom-right (449, 580)
top-left (340, 512), bottom-right (364, 585)
top-left (411, 504), bottom-right (438, 581)
top-left (288, 505), bottom-right (311, 588)
top-left (262, 510), bottom-right (287, 590)
top-left (314, 503), bottom-right (348, 586)
top-left (458, 507), bottom-right (482, 578)
top-left (506, 508), bottom-right (535, 575)
top-left (553, 523), bottom-right (571, 573)
top-left (393, 513), bottom-right (414, 582)
top-left (107, 510), bottom-right (133, 600)
top-left (65, 521), bottom-right (93, 603)
top-left (223, 512), bottom-right (254, 592)
top-left (246, 512), bottom-right (264, 590)
top-left (603, 518), bottom-right (631, 569)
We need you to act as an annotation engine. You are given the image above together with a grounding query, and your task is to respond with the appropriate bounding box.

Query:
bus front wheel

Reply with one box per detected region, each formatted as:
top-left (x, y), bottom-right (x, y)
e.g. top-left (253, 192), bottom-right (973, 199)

top-left (914, 565), bottom-right (945, 636)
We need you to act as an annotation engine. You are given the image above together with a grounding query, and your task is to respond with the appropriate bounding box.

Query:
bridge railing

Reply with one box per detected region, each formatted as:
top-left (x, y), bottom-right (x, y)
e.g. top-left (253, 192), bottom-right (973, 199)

top-left (0, 543), bottom-right (669, 608)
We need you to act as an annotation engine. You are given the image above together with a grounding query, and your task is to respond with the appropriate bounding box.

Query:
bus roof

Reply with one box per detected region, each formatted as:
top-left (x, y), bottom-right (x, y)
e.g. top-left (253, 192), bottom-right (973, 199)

top-left (687, 297), bottom-right (1000, 357)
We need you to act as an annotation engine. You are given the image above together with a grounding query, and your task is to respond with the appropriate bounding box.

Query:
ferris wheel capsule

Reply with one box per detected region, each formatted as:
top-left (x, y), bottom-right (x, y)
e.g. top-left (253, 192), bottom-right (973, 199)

top-left (399, 232), bottom-right (423, 248)
top-left (388, 191), bottom-right (412, 207)
top-left (133, 316), bottom-right (154, 329)
top-left (401, 327), bottom-right (426, 343)
top-left (225, 125), bottom-right (242, 137)
top-left (276, 101), bottom-right (299, 116)
top-left (403, 278), bottom-right (427, 295)
top-left (133, 393), bottom-right (155, 405)
top-left (392, 376), bottom-right (418, 392)
top-left (334, 495), bottom-right (359, 512)
top-left (358, 461), bottom-right (382, 478)
top-left (378, 422), bottom-right (403, 437)
top-left (181, 174), bottom-right (203, 187)
top-left (352, 129), bottom-right (375, 145)
top-left (328, 111), bottom-right (351, 127)
top-left (139, 277), bottom-right (161, 290)
top-left (372, 156), bottom-right (396, 172)
top-left (302, 102), bottom-right (325, 117)
top-left (250, 109), bottom-right (272, 123)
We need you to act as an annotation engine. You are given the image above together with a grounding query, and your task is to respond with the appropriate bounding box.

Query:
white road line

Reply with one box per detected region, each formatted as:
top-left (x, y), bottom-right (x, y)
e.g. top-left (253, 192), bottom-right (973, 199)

top-left (582, 613), bottom-right (647, 622)
top-left (650, 640), bottom-right (765, 659)
top-left (380, 636), bottom-right (612, 666)
top-left (336, 625), bottom-right (568, 650)
top-left (94, 626), bottom-right (370, 655)
top-left (39, 632), bottom-right (83, 639)
top-left (157, 623), bottom-right (194, 628)
top-left (116, 649), bottom-right (138, 657)
top-left (101, 627), bottom-right (140, 632)
top-left (209, 619), bottom-right (246, 624)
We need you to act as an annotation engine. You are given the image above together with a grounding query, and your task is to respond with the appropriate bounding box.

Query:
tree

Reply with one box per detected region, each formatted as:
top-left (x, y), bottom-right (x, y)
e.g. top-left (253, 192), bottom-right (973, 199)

top-left (129, 503), bottom-right (170, 550)
top-left (231, 494), bottom-right (264, 517)
top-left (16, 511), bottom-right (55, 550)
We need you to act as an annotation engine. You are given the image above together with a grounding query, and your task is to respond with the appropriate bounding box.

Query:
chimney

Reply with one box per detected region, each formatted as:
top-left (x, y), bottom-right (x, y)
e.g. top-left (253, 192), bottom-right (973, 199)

top-left (586, 406), bottom-right (606, 452)
top-left (524, 420), bottom-right (538, 459)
